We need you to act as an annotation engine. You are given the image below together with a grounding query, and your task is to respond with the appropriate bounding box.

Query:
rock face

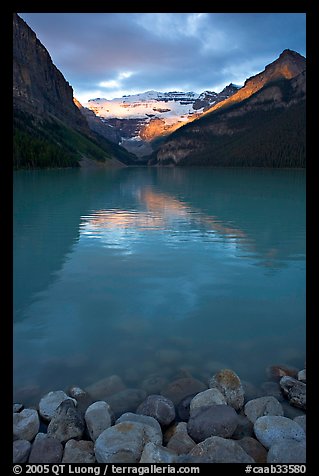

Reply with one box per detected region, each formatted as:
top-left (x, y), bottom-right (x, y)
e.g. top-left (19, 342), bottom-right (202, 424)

top-left (13, 409), bottom-right (40, 441)
top-left (13, 14), bottom-right (87, 132)
top-left (209, 369), bottom-right (245, 410)
top-left (189, 436), bottom-right (255, 463)
top-left (187, 405), bottom-right (238, 442)
top-left (253, 416), bottom-right (305, 449)
top-left (279, 376), bottom-right (306, 409)
top-left (47, 400), bottom-right (84, 443)
top-left (244, 396), bottom-right (284, 423)
top-left (136, 395), bottom-right (175, 426)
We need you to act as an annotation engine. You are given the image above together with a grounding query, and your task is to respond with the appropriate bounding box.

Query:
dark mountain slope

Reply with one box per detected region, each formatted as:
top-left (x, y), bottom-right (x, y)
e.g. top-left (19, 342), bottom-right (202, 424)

top-left (13, 13), bottom-right (136, 168)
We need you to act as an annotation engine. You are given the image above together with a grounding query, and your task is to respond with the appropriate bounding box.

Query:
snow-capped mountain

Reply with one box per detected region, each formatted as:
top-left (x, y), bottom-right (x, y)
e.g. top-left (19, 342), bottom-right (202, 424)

top-left (84, 85), bottom-right (240, 156)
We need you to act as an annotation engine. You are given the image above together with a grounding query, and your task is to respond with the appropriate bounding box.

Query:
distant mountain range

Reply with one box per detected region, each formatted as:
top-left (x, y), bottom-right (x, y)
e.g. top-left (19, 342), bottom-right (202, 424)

top-left (13, 13), bottom-right (306, 169)
top-left (86, 85), bottom-right (240, 157)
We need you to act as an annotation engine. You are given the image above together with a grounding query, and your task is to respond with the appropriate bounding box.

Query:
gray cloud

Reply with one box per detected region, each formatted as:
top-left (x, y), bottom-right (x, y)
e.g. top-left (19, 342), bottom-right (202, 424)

top-left (18, 13), bottom-right (306, 102)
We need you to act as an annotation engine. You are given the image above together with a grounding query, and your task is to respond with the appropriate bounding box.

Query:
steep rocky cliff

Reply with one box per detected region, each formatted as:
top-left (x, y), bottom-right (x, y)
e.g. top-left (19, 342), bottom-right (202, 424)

top-left (153, 50), bottom-right (306, 168)
top-left (13, 13), bottom-right (136, 168)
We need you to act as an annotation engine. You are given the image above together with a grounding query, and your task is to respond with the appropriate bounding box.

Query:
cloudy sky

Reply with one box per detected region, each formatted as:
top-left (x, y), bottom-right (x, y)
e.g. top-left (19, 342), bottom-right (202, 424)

top-left (18, 13), bottom-right (306, 104)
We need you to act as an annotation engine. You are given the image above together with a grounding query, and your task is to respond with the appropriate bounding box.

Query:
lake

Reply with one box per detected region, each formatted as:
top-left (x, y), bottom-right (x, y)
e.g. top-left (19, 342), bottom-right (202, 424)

top-left (13, 167), bottom-right (306, 404)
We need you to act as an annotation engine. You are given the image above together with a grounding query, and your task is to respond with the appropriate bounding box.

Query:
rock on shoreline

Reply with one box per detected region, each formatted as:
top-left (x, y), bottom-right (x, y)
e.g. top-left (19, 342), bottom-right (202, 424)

top-left (13, 366), bottom-right (306, 464)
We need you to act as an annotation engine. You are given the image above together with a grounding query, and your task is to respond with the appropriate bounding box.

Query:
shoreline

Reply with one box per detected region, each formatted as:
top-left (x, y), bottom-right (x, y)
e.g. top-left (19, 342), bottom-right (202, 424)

top-left (13, 365), bottom-right (306, 464)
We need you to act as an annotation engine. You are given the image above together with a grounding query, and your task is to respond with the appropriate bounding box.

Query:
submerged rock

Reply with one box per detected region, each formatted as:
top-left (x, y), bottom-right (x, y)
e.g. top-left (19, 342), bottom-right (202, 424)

top-left (141, 375), bottom-right (168, 395)
top-left (85, 375), bottom-right (126, 400)
top-left (105, 388), bottom-right (147, 418)
top-left (68, 386), bottom-right (94, 416)
top-left (161, 377), bottom-right (207, 405)
top-left (266, 364), bottom-right (298, 381)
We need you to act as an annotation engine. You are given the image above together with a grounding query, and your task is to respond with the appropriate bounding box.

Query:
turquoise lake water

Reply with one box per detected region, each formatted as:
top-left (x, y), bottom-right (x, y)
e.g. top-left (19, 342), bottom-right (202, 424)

top-left (13, 167), bottom-right (306, 404)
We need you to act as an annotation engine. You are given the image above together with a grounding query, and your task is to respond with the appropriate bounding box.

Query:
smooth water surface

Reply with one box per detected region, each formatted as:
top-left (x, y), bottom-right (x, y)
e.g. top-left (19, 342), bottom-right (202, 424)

top-left (13, 167), bottom-right (306, 403)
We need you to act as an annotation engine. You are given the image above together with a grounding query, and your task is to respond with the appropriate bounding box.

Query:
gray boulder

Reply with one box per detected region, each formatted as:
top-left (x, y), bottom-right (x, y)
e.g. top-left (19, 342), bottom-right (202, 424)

top-left (187, 404), bottom-right (238, 442)
top-left (47, 400), bottom-right (84, 443)
top-left (28, 433), bottom-right (63, 463)
top-left (115, 412), bottom-right (162, 445)
top-left (62, 439), bottom-right (96, 463)
top-left (13, 409), bottom-right (40, 441)
top-left (85, 401), bottom-right (112, 441)
top-left (39, 391), bottom-right (75, 421)
top-left (13, 440), bottom-right (31, 463)
top-left (189, 436), bottom-right (255, 463)
top-left (244, 396), bottom-right (283, 423)
top-left (95, 420), bottom-right (159, 463)
top-left (280, 376), bottom-right (306, 410)
top-left (190, 388), bottom-right (226, 415)
top-left (267, 439), bottom-right (306, 463)
top-left (167, 422), bottom-right (196, 455)
top-left (294, 415), bottom-right (306, 433)
top-left (254, 416), bottom-right (305, 449)
top-left (137, 394), bottom-right (175, 426)
top-left (140, 442), bottom-right (177, 463)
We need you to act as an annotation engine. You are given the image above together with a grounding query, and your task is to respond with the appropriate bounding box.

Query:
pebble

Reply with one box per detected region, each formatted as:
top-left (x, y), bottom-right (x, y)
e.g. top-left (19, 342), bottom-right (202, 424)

top-left (136, 395), bottom-right (175, 426)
